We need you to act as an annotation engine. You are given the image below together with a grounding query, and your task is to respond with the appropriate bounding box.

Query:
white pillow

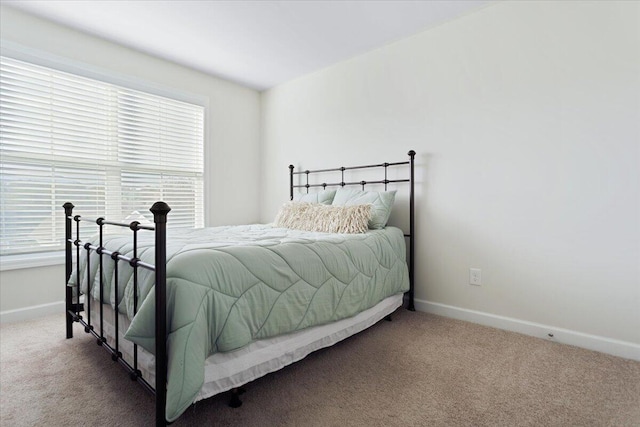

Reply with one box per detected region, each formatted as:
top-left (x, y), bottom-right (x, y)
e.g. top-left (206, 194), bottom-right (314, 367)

top-left (274, 202), bottom-right (371, 234)
top-left (292, 189), bottom-right (336, 205)
top-left (332, 188), bottom-right (396, 229)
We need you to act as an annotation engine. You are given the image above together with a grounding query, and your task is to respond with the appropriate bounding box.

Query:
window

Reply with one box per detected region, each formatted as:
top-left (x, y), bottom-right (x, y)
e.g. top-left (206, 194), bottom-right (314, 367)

top-left (0, 56), bottom-right (205, 256)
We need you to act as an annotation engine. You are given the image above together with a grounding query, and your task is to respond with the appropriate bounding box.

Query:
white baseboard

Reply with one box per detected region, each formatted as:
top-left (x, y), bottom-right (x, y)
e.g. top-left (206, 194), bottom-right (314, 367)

top-left (414, 299), bottom-right (640, 361)
top-left (0, 301), bottom-right (64, 324)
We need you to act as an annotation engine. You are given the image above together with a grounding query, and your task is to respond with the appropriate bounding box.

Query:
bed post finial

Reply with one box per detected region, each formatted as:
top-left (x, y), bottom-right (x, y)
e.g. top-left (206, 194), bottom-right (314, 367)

top-left (150, 201), bottom-right (171, 223)
top-left (150, 201), bottom-right (170, 426)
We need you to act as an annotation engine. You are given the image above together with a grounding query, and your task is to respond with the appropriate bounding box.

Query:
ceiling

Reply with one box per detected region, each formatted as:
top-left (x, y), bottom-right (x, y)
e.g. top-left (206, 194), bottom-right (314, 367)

top-left (4, 0), bottom-right (490, 91)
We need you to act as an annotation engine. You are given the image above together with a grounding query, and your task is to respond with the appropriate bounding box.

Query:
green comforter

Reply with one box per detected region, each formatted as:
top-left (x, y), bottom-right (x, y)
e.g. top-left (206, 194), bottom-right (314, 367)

top-left (69, 224), bottom-right (409, 421)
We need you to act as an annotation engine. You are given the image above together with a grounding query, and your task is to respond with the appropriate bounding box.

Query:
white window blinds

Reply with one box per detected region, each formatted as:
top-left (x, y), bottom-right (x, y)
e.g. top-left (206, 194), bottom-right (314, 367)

top-left (0, 56), bottom-right (204, 256)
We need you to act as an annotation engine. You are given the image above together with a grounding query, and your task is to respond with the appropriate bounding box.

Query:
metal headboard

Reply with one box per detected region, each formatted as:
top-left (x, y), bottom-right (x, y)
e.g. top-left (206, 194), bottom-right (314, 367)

top-left (288, 150), bottom-right (415, 311)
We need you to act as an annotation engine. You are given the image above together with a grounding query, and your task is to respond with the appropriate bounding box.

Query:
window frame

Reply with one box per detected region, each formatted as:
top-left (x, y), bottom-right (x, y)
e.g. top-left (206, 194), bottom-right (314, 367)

top-left (0, 41), bottom-right (210, 271)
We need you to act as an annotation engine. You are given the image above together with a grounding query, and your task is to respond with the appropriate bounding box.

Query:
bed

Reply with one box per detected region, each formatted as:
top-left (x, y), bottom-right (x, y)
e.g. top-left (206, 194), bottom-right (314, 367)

top-left (64, 151), bottom-right (415, 426)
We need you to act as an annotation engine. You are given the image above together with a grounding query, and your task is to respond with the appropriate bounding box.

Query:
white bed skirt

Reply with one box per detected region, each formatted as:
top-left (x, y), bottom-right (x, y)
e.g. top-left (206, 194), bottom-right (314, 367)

top-left (89, 293), bottom-right (403, 403)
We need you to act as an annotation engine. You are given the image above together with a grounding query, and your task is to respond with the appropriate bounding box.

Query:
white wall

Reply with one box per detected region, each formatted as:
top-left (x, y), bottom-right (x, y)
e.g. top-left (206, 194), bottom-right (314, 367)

top-left (261, 0), bottom-right (640, 350)
top-left (0, 6), bottom-right (262, 316)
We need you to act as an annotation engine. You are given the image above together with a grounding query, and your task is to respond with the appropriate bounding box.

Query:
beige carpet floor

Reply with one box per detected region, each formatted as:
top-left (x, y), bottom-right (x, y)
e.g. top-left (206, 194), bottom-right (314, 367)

top-left (1, 309), bottom-right (639, 427)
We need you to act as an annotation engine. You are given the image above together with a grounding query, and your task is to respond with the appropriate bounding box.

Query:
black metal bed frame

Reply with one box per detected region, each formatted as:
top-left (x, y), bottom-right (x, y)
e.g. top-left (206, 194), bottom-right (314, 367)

top-left (63, 150), bottom-right (415, 426)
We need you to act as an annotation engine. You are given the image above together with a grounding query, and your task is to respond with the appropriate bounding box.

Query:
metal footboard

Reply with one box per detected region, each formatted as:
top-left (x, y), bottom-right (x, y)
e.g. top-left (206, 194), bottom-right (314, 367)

top-left (64, 201), bottom-right (170, 426)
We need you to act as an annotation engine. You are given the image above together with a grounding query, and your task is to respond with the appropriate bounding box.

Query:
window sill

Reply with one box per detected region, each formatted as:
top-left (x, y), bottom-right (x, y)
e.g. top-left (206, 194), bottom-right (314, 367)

top-left (0, 251), bottom-right (65, 272)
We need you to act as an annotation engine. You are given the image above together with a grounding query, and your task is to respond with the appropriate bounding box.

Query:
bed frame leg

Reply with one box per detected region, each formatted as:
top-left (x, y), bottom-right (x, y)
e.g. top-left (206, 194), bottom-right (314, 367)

top-left (229, 387), bottom-right (246, 408)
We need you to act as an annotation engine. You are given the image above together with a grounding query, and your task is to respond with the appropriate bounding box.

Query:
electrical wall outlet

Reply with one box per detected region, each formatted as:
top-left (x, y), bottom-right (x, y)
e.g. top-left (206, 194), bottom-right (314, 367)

top-left (469, 268), bottom-right (482, 286)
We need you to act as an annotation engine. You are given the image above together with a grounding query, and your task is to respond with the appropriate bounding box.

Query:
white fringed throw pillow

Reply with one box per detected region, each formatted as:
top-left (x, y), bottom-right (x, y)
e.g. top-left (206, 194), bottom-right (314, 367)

top-left (274, 202), bottom-right (372, 234)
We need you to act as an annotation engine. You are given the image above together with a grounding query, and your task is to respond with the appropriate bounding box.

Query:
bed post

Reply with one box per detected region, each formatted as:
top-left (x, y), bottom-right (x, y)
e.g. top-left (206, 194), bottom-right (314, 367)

top-left (289, 165), bottom-right (295, 200)
top-left (408, 150), bottom-right (415, 311)
top-left (63, 202), bottom-right (75, 338)
top-left (150, 201), bottom-right (171, 427)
